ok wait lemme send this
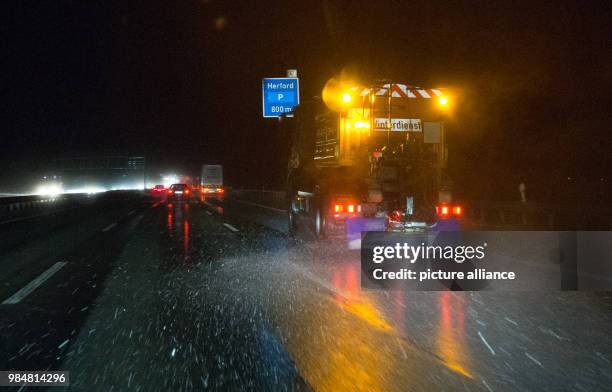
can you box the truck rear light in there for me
[436,204,449,218]
[390,210,402,221]
[334,204,343,213]
[436,204,463,219]
[216,188,223,192]
[347,204,355,214]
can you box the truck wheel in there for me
[315,206,326,239]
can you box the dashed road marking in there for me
[2,262,67,304]
[478,331,496,355]
[206,211,213,216]
[482,379,494,392]
[504,317,518,326]
[525,352,544,368]
[102,222,117,232]
[127,210,136,216]
[223,223,239,232]
[231,198,285,213]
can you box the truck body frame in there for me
[286,82,459,238]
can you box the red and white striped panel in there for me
[359,83,442,99]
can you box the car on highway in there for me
[150,185,166,197]
[166,183,193,203]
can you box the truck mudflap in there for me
[431,217,462,231]
[345,217,387,250]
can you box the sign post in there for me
[262,77,300,118]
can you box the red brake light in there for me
[390,210,401,221]
[167,189,173,194]
[436,204,463,219]
[334,204,343,213]
[436,204,449,218]
[185,189,190,194]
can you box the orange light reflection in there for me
[435,292,473,379]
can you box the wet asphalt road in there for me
[0,192,611,391]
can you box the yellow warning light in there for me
[354,121,370,129]
[342,93,352,104]
[438,96,448,105]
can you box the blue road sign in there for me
[262,78,299,118]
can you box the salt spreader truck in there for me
[286,81,462,240]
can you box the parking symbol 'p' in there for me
[278,93,284,100]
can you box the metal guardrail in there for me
[0,191,145,221]
[229,189,611,230]
[0,196,66,217]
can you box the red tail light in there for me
[333,202,357,216]
[436,204,450,218]
[185,189,190,194]
[167,190,173,194]
[436,204,463,219]
[390,210,401,221]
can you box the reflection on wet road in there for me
[0,195,611,391]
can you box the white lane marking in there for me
[525,352,544,368]
[206,211,213,215]
[223,223,239,232]
[102,222,117,232]
[482,379,494,392]
[127,210,136,216]
[58,339,70,349]
[2,262,67,304]
[478,331,496,355]
[504,317,518,326]
[231,198,285,213]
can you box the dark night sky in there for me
[2,0,611,198]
